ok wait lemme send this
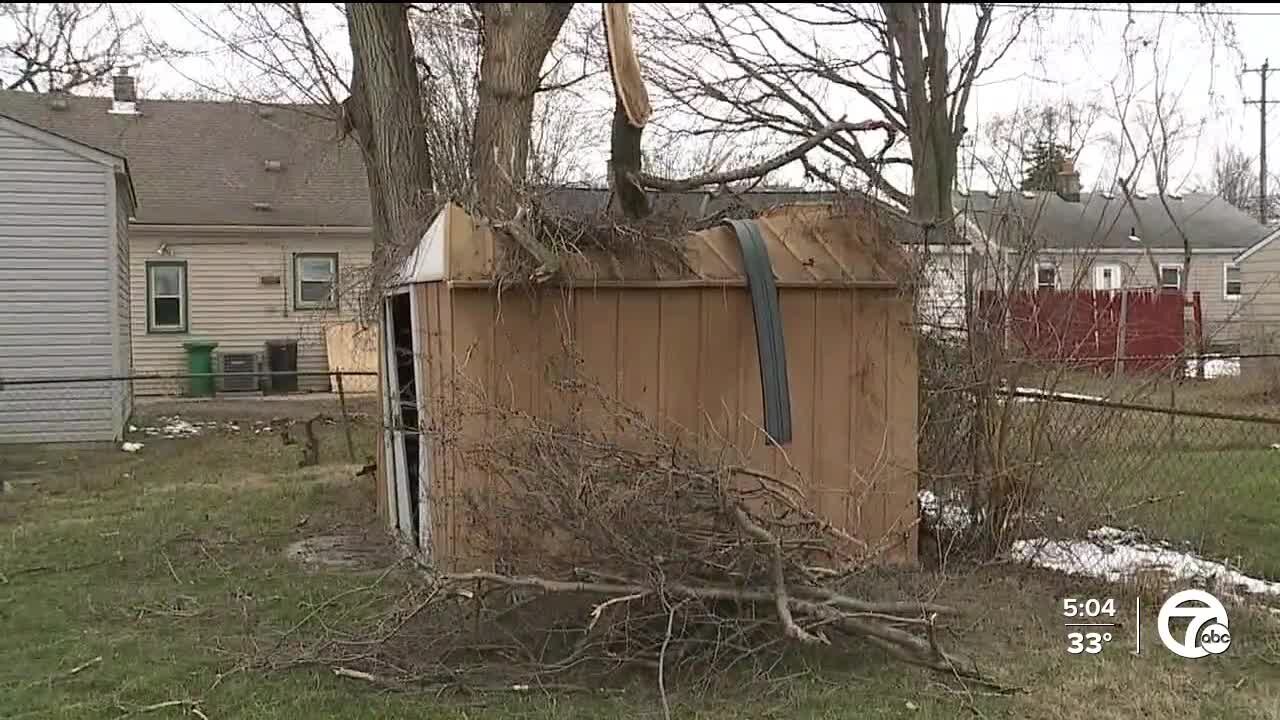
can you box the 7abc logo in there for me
[1157,589,1231,659]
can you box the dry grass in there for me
[0,399,1277,718]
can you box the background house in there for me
[0,73,374,396]
[0,115,135,442]
[956,178,1269,352]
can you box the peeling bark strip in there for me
[471,3,574,219]
[344,3,435,266]
[605,3,651,219]
[604,3,651,128]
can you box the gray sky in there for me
[33,3,1280,197]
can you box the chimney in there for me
[1055,158,1081,202]
[109,68,138,115]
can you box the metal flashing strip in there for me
[723,218,793,445]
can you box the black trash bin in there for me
[265,339,299,393]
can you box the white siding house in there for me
[0,114,136,443]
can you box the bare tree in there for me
[1213,144,1258,215]
[1,3,162,92]
[470,3,574,218]
[634,3,1034,234]
[343,3,434,265]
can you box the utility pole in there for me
[1245,59,1278,224]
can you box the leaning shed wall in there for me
[385,202,920,572]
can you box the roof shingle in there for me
[0,90,372,227]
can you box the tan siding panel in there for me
[130,233,372,395]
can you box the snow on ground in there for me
[918,489,980,531]
[1012,387,1104,402]
[1185,356,1242,379]
[133,415,265,438]
[1011,526,1280,597]
[120,442,144,453]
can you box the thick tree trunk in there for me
[883,3,956,240]
[345,3,435,267]
[471,3,573,219]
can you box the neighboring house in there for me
[1229,227,1280,355]
[0,114,135,442]
[956,169,1269,351]
[0,73,374,397]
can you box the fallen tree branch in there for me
[733,506,827,645]
[442,571,954,617]
[637,119,893,192]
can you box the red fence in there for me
[978,289,1201,373]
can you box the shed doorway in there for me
[381,290,429,551]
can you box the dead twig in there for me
[112,699,201,719]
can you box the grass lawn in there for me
[2,402,1279,719]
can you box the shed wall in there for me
[0,122,117,442]
[413,284,918,571]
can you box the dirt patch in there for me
[285,532,392,570]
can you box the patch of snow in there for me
[1011,525,1280,597]
[128,424,138,433]
[918,489,979,531]
[1185,357,1242,380]
[1013,386,1104,402]
[121,442,144,453]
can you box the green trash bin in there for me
[182,339,219,397]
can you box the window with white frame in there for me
[1036,263,1059,290]
[1224,263,1242,300]
[147,261,187,333]
[294,253,338,309]
[1158,263,1183,291]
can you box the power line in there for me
[979,3,1280,17]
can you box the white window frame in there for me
[293,253,339,310]
[146,261,187,333]
[1035,262,1059,290]
[1224,262,1242,300]
[1158,263,1183,291]
[1093,263,1123,292]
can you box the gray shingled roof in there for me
[0,89,371,227]
[955,190,1268,250]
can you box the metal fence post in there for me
[336,372,356,463]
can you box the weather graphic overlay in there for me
[1061,597,1120,655]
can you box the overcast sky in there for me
[46,3,1280,197]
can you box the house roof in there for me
[0,112,137,211]
[0,89,370,227]
[955,190,1268,251]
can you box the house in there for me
[0,115,135,443]
[377,201,921,570]
[1228,227,1280,356]
[0,72,374,397]
[956,168,1270,352]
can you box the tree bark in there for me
[882,3,956,239]
[345,3,435,266]
[471,3,573,219]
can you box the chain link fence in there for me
[919,343,1280,593]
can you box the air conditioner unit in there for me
[219,352,263,394]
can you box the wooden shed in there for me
[377,201,920,571]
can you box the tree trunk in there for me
[883,3,956,241]
[471,3,573,219]
[345,3,435,268]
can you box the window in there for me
[294,253,338,309]
[146,261,187,333]
[1094,264,1122,292]
[1158,263,1183,291]
[1225,263,1242,300]
[1036,263,1058,290]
